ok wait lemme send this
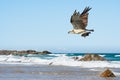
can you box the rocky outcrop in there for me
[40,50,52,54]
[72,56,80,61]
[73,54,106,61]
[100,69,116,77]
[0,50,17,55]
[0,50,52,55]
[35,50,52,54]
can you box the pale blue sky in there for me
[0,0,120,53]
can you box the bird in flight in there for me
[68,7,94,37]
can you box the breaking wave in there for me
[0,53,120,68]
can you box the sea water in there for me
[0,53,120,80]
[0,53,120,68]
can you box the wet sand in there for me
[0,64,120,80]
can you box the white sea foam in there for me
[99,55,105,57]
[48,56,120,68]
[48,53,66,57]
[114,72,120,76]
[115,55,120,57]
[0,54,120,68]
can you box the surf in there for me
[0,53,120,68]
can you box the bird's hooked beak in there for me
[68,31,71,34]
[68,30,75,34]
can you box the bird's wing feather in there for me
[70,7,91,30]
[80,7,91,28]
[71,15,85,29]
[80,13,88,29]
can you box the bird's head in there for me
[68,30,75,34]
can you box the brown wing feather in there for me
[80,13,88,28]
[80,7,91,28]
[70,7,91,30]
[71,13,85,29]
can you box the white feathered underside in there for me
[73,29,86,34]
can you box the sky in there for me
[0,0,120,53]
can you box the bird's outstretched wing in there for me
[70,7,91,30]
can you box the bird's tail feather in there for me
[86,29,94,32]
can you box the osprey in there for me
[68,7,94,37]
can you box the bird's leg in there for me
[81,32,91,37]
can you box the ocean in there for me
[0,53,120,80]
[0,53,120,67]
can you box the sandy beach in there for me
[0,64,120,80]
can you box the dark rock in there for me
[40,50,52,54]
[26,50,36,54]
[0,50,17,55]
[100,69,116,77]
[72,56,79,61]
[79,54,106,61]
[0,50,52,55]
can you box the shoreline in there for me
[0,64,120,80]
